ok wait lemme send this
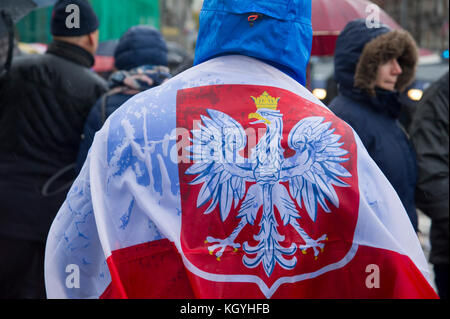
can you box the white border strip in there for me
[178,242,359,298]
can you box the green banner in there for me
[17,0,160,43]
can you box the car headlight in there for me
[313,88,327,100]
[407,89,423,101]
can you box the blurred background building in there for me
[14,0,449,58]
[14,0,202,76]
[373,0,449,53]
[15,0,201,54]
[16,0,161,45]
[10,0,450,103]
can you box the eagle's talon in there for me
[204,236,240,260]
[299,233,327,257]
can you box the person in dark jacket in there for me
[76,25,171,172]
[0,0,107,298]
[409,72,449,299]
[328,19,419,231]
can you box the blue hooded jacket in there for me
[329,20,418,231]
[194,0,313,86]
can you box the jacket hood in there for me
[334,19,418,96]
[114,26,168,71]
[193,0,312,85]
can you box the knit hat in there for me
[114,26,168,71]
[51,0,99,37]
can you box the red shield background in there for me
[176,85,359,297]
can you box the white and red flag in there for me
[44,55,438,299]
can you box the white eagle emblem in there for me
[186,91,351,277]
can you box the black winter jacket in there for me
[0,40,108,242]
[410,72,449,265]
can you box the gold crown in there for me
[251,91,280,110]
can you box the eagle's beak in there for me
[248,112,270,125]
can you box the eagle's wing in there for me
[185,109,254,221]
[281,116,351,222]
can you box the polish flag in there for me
[45,56,438,299]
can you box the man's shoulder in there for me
[12,52,70,71]
[78,67,108,89]
[419,73,449,116]
[6,53,106,105]
[11,53,97,79]
[44,53,107,86]
[8,54,47,75]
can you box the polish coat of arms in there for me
[177,85,359,297]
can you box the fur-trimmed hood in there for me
[355,29,418,96]
[334,19,418,96]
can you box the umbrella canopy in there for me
[0,0,56,76]
[311,0,402,56]
[0,0,57,35]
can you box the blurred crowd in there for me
[0,0,448,299]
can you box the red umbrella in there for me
[311,0,402,56]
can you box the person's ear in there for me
[87,30,99,54]
[88,33,94,46]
